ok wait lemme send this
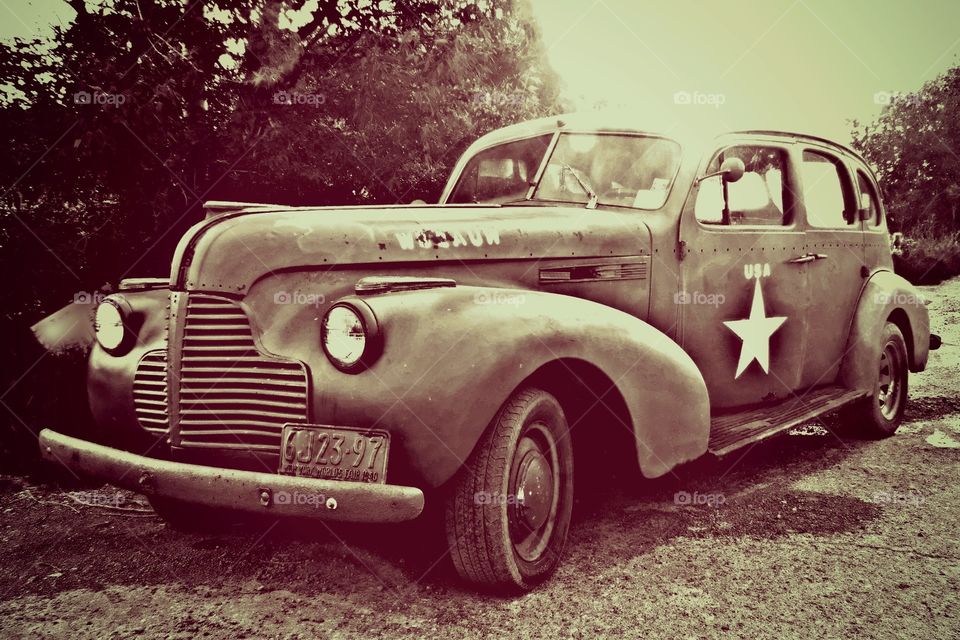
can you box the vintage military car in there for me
[39,112,939,592]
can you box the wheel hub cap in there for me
[516,450,553,530]
[878,343,901,419]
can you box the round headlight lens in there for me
[95,299,127,352]
[322,305,367,369]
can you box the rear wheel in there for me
[842,322,909,438]
[444,387,574,592]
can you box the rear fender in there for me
[839,270,931,392]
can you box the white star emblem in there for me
[723,279,787,379]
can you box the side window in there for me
[449,135,552,204]
[695,146,788,226]
[801,151,853,228]
[856,170,881,226]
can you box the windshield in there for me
[533,133,682,209]
[448,135,552,204]
[448,132,682,210]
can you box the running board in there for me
[708,386,868,456]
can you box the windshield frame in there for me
[446,132,556,206]
[529,131,684,211]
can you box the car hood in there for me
[172,203,653,293]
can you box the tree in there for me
[851,65,960,237]
[0,0,566,470]
[850,63,960,284]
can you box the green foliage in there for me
[851,64,960,283]
[0,0,565,469]
[892,233,960,286]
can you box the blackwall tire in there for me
[444,387,574,592]
[842,322,909,439]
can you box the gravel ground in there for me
[1,278,958,640]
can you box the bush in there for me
[893,233,960,285]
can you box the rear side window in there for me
[695,146,788,226]
[801,151,853,228]
[856,170,881,226]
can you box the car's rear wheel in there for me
[843,321,909,438]
[444,387,574,592]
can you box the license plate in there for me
[279,425,389,484]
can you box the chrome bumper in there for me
[38,429,425,523]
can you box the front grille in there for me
[133,350,169,435]
[173,294,309,452]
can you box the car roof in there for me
[469,112,868,166]
[731,130,870,167]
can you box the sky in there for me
[0,0,73,41]
[528,0,960,143]
[2,0,959,144]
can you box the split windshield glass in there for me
[533,133,681,209]
[448,132,682,210]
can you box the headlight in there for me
[321,300,381,372]
[94,295,134,355]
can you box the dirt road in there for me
[1,279,958,640]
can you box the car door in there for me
[678,139,811,410]
[794,146,865,388]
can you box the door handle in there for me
[787,253,829,264]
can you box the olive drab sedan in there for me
[38,113,939,592]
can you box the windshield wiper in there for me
[558,163,598,209]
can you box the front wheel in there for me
[444,387,574,592]
[842,322,909,438]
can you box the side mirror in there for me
[891,231,904,252]
[695,157,745,185]
[719,157,745,183]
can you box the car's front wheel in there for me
[444,387,574,592]
[843,321,909,438]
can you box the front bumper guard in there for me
[39,429,425,523]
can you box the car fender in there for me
[839,270,931,392]
[258,285,711,486]
[86,288,171,449]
